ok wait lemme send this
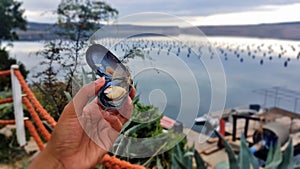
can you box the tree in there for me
[0,48,28,91]
[0,0,27,90]
[0,0,26,43]
[56,0,118,92]
[33,41,67,119]
[34,0,118,117]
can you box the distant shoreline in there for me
[16,21,300,41]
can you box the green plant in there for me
[0,88,13,121]
[0,48,28,91]
[214,131,299,169]
[109,95,210,169]
[171,143,207,169]
[31,81,68,120]
[56,0,118,92]
[0,130,30,164]
[0,0,26,43]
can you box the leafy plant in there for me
[0,48,28,91]
[214,131,299,169]
[0,0,26,43]
[0,130,30,164]
[172,143,207,169]
[31,81,68,120]
[56,0,118,92]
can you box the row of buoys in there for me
[98,37,300,67]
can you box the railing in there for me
[0,65,56,149]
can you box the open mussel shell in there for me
[86,44,132,110]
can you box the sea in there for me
[3,35,300,130]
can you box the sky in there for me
[20,0,300,26]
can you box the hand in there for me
[28,78,135,169]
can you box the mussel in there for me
[86,44,132,110]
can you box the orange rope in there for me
[0,119,16,125]
[13,69,56,128]
[22,97,51,141]
[101,154,146,169]
[0,97,13,105]
[0,70,10,77]
[25,120,45,151]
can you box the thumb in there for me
[72,78,105,116]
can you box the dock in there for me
[182,106,300,168]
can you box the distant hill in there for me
[16,22,300,41]
[193,22,300,41]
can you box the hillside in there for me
[16,22,300,41]
[195,22,300,40]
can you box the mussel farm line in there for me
[95,37,300,67]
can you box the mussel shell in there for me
[86,44,132,110]
[86,44,130,79]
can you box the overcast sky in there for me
[21,0,300,26]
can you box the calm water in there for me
[4,35,300,128]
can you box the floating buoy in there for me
[284,61,288,67]
[260,59,264,65]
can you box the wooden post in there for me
[11,65,26,146]
[218,118,226,148]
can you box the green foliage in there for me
[239,135,259,169]
[0,48,28,91]
[35,41,62,83]
[128,100,163,138]
[164,139,208,169]
[0,0,26,42]
[215,131,239,169]
[49,0,119,92]
[111,97,208,169]
[194,147,207,169]
[171,144,200,169]
[32,40,71,120]
[278,139,294,169]
[0,88,13,121]
[57,0,118,40]
[215,131,298,169]
[265,140,282,169]
[0,130,30,164]
[120,47,147,63]
[31,81,68,120]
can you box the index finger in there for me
[129,85,136,100]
